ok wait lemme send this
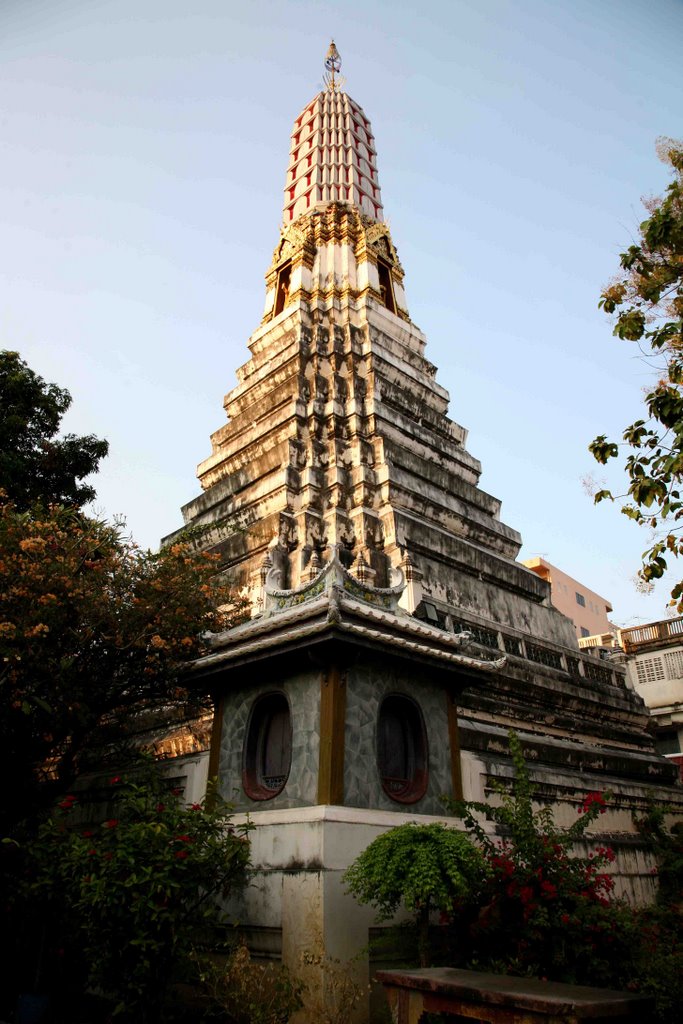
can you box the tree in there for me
[589,139,683,607]
[0,350,108,510]
[0,497,237,840]
[343,823,486,966]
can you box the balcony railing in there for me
[619,616,683,652]
[577,633,615,649]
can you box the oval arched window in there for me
[377,694,428,803]
[243,693,292,800]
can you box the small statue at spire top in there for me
[324,40,342,91]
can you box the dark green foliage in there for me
[589,139,683,607]
[344,822,486,919]
[9,770,251,1023]
[635,804,683,907]
[445,732,630,988]
[344,822,486,966]
[0,350,108,509]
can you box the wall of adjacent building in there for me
[522,557,613,640]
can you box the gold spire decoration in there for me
[323,39,341,91]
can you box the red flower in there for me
[581,792,607,815]
[174,834,192,843]
[491,854,514,878]
[561,913,571,925]
[103,852,113,861]
[175,850,189,860]
[519,886,534,905]
[82,830,93,838]
[88,848,97,856]
[58,795,76,810]
[156,803,165,812]
[191,803,202,811]
[540,880,557,899]
[171,787,183,797]
[109,776,121,785]
[104,819,118,829]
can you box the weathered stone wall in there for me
[343,660,453,814]
[218,669,321,811]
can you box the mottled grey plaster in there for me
[217,658,453,815]
[343,660,453,815]
[218,669,321,811]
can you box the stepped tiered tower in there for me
[174,45,565,646]
[167,46,680,1021]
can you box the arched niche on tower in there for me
[273,260,292,317]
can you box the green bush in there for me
[344,822,486,966]
[15,769,251,1022]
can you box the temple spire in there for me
[323,40,342,91]
[282,57,383,224]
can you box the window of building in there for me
[663,650,683,680]
[635,657,666,686]
[656,730,681,756]
[376,694,428,803]
[575,592,586,607]
[243,692,292,800]
[580,627,590,638]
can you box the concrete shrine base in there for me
[222,802,660,1024]
[226,804,445,1023]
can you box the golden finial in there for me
[323,40,342,91]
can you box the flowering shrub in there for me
[17,770,251,1022]
[0,496,246,840]
[445,732,636,987]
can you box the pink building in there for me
[522,557,613,640]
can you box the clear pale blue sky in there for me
[1,0,681,626]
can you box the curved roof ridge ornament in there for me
[263,544,406,613]
[323,39,343,92]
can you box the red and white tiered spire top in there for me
[282,42,384,225]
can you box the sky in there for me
[0,0,681,627]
